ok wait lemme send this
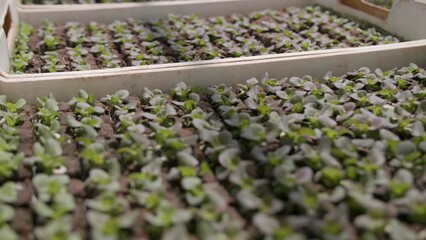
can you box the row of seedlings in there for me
[104,89,193,239]
[193,84,290,239]
[65,22,94,71]
[10,23,35,73]
[66,89,133,239]
[88,22,123,69]
[29,94,81,239]
[110,19,172,66]
[141,83,250,238]
[38,20,69,73]
[0,96,29,239]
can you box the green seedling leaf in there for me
[114,90,129,100]
[386,220,416,240]
[86,192,127,215]
[0,204,14,224]
[181,177,202,190]
[35,216,80,240]
[177,151,199,167]
[253,213,279,235]
[0,225,18,240]
[66,116,82,128]
[45,138,63,157]
[241,123,266,142]
[0,182,17,204]
[87,168,120,192]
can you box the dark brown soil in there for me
[16,179,33,207]
[28,33,41,54]
[85,52,99,70]
[161,170,184,208]
[17,106,35,180]
[68,178,85,198]
[94,100,119,160]
[27,55,44,74]
[12,208,33,239]
[54,49,71,73]
[198,99,221,122]
[17,106,34,154]
[131,209,148,239]
[58,109,81,178]
[72,198,88,238]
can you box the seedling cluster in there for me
[0,64,425,239]
[11,6,399,73]
[10,23,35,73]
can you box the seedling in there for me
[32,174,75,219]
[0,152,24,179]
[36,94,60,126]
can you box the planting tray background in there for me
[1,40,426,103]
[0,0,426,102]
[9,0,401,10]
[15,0,206,8]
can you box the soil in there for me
[131,209,148,239]
[94,100,118,158]
[11,208,33,239]
[17,105,35,179]
[17,164,32,181]
[105,25,128,68]
[68,178,85,198]
[177,96,253,232]
[58,108,82,178]
[72,198,88,239]
[84,51,99,70]
[27,56,44,74]
[161,171,183,208]
[53,27,72,72]
[119,176,129,195]
[16,179,34,207]
[28,33,41,54]
[27,33,43,73]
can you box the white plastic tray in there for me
[0,0,12,72]
[15,0,205,9]
[11,0,426,43]
[1,40,426,103]
[0,0,425,102]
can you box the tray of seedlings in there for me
[16,0,203,9]
[0,61,425,239]
[8,0,399,11]
[1,20,426,101]
[0,0,426,81]
[5,0,403,74]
